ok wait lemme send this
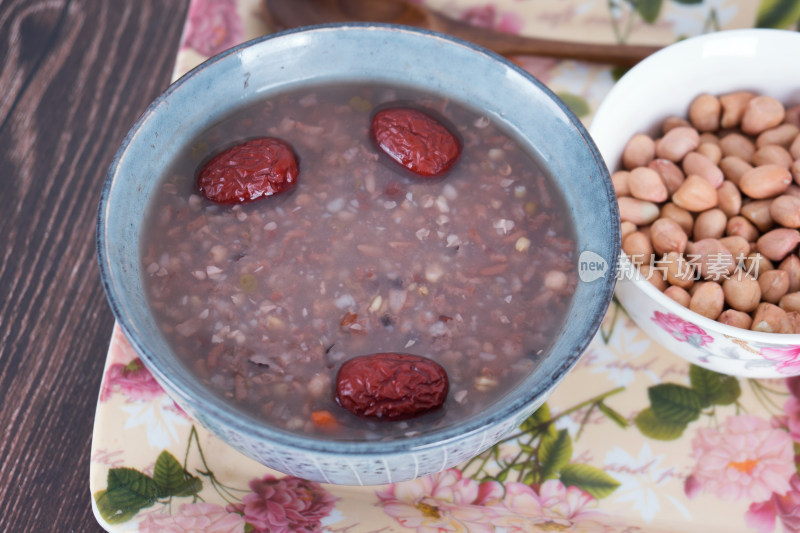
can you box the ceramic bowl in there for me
[591,28,800,379]
[97,23,619,485]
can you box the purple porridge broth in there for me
[140,83,576,440]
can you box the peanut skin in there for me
[614,90,800,334]
[664,285,691,307]
[722,269,761,312]
[718,309,753,329]
[672,175,718,212]
[650,217,688,255]
[689,281,724,319]
[751,302,793,333]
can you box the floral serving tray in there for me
[91,0,800,531]
[91,300,800,533]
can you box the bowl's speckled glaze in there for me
[97,24,619,484]
[591,28,800,379]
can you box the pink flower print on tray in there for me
[746,474,800,533]
[376,468,499,532]
[460,4,524,34]
[760,345,800,376]
[138,502,246,533]
[100,357,164,403]
[651,310,714,347]
[491,479,604,532]
[183,0,243,57]
[685,414,794,502]
[226,474,336,533]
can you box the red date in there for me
[370,107,461,177]
[197,137,298,204]
[335,353,449,420]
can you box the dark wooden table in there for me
[0,1,189,530]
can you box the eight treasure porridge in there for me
[140,83,577,439]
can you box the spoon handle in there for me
[432,16,660,67]
[263,0,661,67]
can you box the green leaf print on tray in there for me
[94,451,202,524]
[461,389,624,496]
[635,364,743,440]
[756,0,800,28]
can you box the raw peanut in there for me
[758,269,790,304]
[648,158,685,194]
[719,235,750,262]
[757,228,800,261]
[719,91,755,129]
[622,231,653,265]
[629,167,669,202]
[726,215,760,242]
[770,195,800,228]
[699,132,720,146]
[662,251,695,289]
[722,268,761,312]
[686,238,736,280]
[672,175,718,212]
[720,133,756,162]
[612,170,631,196]
[622,134,656,170]
[791,160,800,186]
[757,123,799,149]
[662,116,692,133]
[718,309,753,330]
[656,126,700,162]
[682,151,724,188]
[688,93,721,132]
[719,156,753,185]
[618,197,660,225]
[779,255,800,293]
[752,145,793,169]
[741,95,786,136]
[693,208,727,240]
[739,164,792,199]
[751,302,793,333]
[717,180,742,217]
[791,135,800,160]
[664,285,691,307]
[785,184,800,199]
[689,281,705,296]
[650,217,688,254]
[746,252,774,278]
[620,221,637,240]
[787,105,800,128]
[741,200,774,232]
[689,281,724,319]
[639,264,668,291]
[660,202,694,235]
[788,312,800,334]
[780,291,800,314]
[697,141,722,165]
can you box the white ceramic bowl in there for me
[97,24,619,484]
[591,28,800,378]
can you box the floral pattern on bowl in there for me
[615,255,800,379]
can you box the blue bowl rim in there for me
[96,22,619,456]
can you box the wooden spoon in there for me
[263,0,661,67]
